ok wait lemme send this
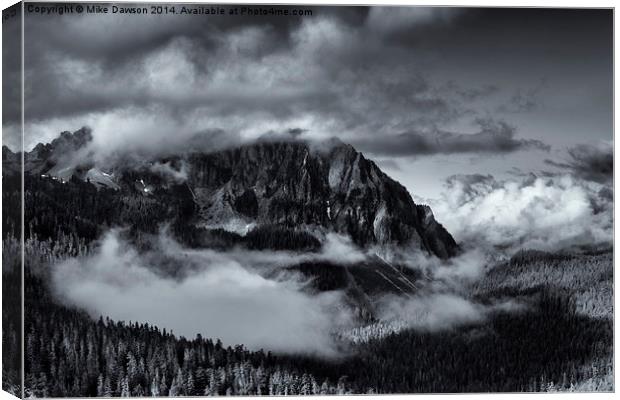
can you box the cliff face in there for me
[184,140,458,258]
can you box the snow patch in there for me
[85,168,120,190]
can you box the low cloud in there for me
[429,173,613,252]
[319,233,368,264]
[369,248,525,334]
[149,161,189,183]
[82,109,245,164]
[377,293,523,332]
[51,230,354,357]
[50,227,517,352]
[353,118,549,157]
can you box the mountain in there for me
[2,145,20,175]
[183,140,458,258]
[5,129,458,258]
[2,128,121,190]
[25,127,93,174]
[5,129,461,319]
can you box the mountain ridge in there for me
[4,128,459,258]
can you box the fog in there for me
[51,230,354,357]
[50,226,519,354]
[376,248,524,332]
[376,293,524,332]
[149,161,189,183]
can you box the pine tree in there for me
[168,368,183,397]
[150,369,161,397]
[103,376,113,397]
[97,374,105,397]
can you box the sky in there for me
[2,5,613,199]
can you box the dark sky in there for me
[3,5,613,197]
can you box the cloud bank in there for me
[11,6,561,162]
[352,118,549,156]
[51,230,353,357]
[50,227,522,353]
[429,173,612,252]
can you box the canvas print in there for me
[2,3,614,397]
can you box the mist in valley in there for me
[51,230,358,357]
[49,227,528,356]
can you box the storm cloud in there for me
[545,143,613,184]
[12,6,601,159]
[352,118,549,156]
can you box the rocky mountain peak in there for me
[14,132,459,258]
[50,127,93,153]
[183,140,458,258]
